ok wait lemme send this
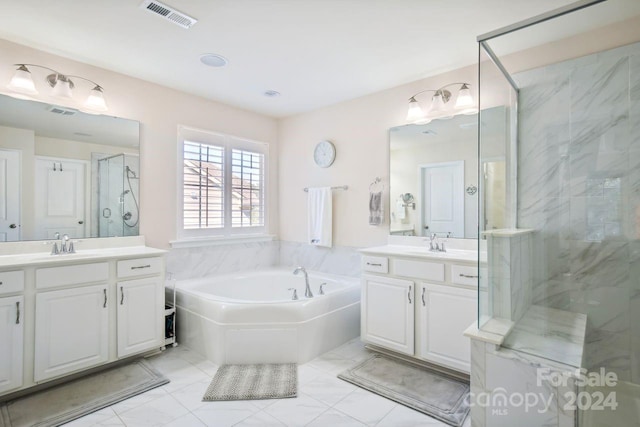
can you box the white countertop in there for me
[360,245,477,263]
[0,246,166,268]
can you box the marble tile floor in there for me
[62,339,470,427]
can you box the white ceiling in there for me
[1,0,639,118]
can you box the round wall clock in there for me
[313,140,336,168]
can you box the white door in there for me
[117,277,163,358]
[419,283,476,373]
[0,296,23,394]
[34,285,109,382]
[0,150,20,241]
[420,161,464,238]
[361,275,414,355]
[34,157,88,240]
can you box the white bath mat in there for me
[202,363,297,401]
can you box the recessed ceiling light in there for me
[264,90,281,98]
[200,53,227,68]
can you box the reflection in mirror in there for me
[0,94,140,241]
[389,106,507,239]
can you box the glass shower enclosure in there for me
[97,153,140,237]
[476,0,640,425]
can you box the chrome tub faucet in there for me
[293,266,313,298]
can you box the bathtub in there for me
[168,268,361,364]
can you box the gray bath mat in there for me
[203,363,297,401]
[0,359,169,427]
[338,354,469,427]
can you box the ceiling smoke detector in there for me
[139,0,198,29]
[200,54,228,68]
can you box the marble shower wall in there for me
[166,240,361,280]
[515,41,640,383]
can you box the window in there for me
[178,126,267,239]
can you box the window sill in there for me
[169,234,277,249]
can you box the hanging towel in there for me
[395,198,406,220]
[369,191,383,225]
[308,187,332,247]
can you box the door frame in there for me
[0,148,22,241]
[417,160,464,237]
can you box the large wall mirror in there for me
[389,106,507,239]
[0,94,140,242]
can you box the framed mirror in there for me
[0,93,140,242]
[389,106,507,239]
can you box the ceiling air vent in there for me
[46,105,77,116]
[139,0,198,29]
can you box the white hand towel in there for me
[395,198,406,220]
[308,187,332,247]
[369,191,383,225]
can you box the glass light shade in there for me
[84,86,108,112]
[429,93,447,114]
[406,97,425,123]
[7,66,38,95]
[455,85,477,115]
[51,78,73,99]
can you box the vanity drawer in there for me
[452,264,479,286]
[36,262,109,290]
[0,271,25,294]
[362,256,389,274]
[393,259,444,282]
[117,257,162,279]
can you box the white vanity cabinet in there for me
[34,284,109,382]
[361,248,478,374]
[0,270,25,394]
[362,275,414,355]
[418,283,476,372]
[0,295,24,394]
[0,241,166,398]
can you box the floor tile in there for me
[306,408,367,426]
[375,404,449,427]
[264,394,329,427]
[169,379,211,411]
[301,373,356,406]
[232,410,286,426]
[297,365,324,385]
[333,389,397,425]
[307,352,358,376]
[163,412,207,426]
[118,394,190,426]
[110,386,168,415]
[191,400,259,427]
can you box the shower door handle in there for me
[102,208,111,218]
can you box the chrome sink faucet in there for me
[50,232,76,255]
[293,266,313,298]
[428,233,447,253]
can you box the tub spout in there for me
[293,266,313,298]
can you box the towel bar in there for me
[303,185,348,192]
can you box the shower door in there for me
[98,154,125,237]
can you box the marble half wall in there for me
[166,240,362,280]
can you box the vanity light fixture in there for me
[6,64,108,112]
[406,82,477,124]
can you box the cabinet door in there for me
[419,283,476,373]
[361,275,414,355]
[0,296,23,394]
[35,285,109,382]
[117,277,163,358]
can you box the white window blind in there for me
[178,127,268,239]
[183,141,224,229]
[231,148,264,228]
